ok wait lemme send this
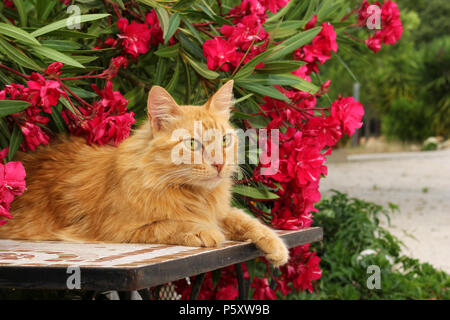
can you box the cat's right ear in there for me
[147,86,182,132]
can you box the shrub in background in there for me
[292,191,450,300]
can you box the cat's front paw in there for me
[184,228,225,247]
[257,236,289,267]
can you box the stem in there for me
[0,64,31,80]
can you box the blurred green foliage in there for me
[290,191,450,300]
[318,0,450,142]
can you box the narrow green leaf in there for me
[12,0,27,27]
[257,60,307,74]
[266,27,321,62]
[0,38,41,70]
[136,0,159,8]
[0,118,11,139]
[40,40,81,51]
[0,23,40,46]
[234,93,254,104]
[31,14,110,37]
[232,185,279,200]
[184,54,219,80]
[181,19,203,44]
[165,13,180,45]
[50,106,66,133]
[0,100,31,117]
[8,123,23,161]
[155,7,169,39]
[236,82,289,101]
[166,58,181,93]
[31,45,85,68]
[154,43,180,57]
[283,74,319,93]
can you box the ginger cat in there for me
[0,80,289,266]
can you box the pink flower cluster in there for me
[174,264,247,300]
[203,0,289,72]
[293,15,338,75]
[358,0,403,53]
[116,10,163,58]
[63,81,135,146]
[256,92,363,231]
[0,63,67,151]
[0,148,26,226]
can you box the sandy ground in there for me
[320,149,450,273]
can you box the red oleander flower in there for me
[117,18,151,58]
[220,14,268,50]
[293,22,338,72]
[63,81,135,146]
[260,0,290,13]
[331,96,365,136]
[20,121,50,151]
[203,37,238,72]
[45,62,64,76]
[359,0,403,53]
[251,277,277,300]
[145,10,164,46]
[0,155,26,225]
[26,72,66,113]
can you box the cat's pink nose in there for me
[213,163,223,173]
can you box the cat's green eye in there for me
[222,134,232,147]
[184,138,202,151]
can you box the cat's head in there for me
[145,80,238,189]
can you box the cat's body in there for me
[0,81,289,266]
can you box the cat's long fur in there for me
[0,81,288,266]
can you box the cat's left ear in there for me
[147,86,182,132]
[207,80,234,117]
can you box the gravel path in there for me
[320,149,450,273]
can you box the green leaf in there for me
[165,13,180,45]
[184,54,219,80]
[8,123,23,161]
[12,0,27,27]
[179,32,204,60]
[173,0,196,9]
[31,45,85,68]
[257,60,306,74]
[232,185,279,200]
[236,81,289,101]
[136,0,159,8]
[154,43,180,58]
[155,7,169,40]
[65,86,97,99]
[282,74,319,93]
[233,47,284,80]
[0,38,41,70]
[50,105,66,133]
[40,40,81,51]
[181,19,203,44]
[36,0,57,21]
[31,14,110,37]
[266,27,322,62]
[0,23,40,46]
[166,58,181,93]
[0,100,31,117]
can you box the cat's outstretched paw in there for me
[184,229,225,247]
[258,236,289,267]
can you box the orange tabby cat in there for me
[0,80,288,266]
